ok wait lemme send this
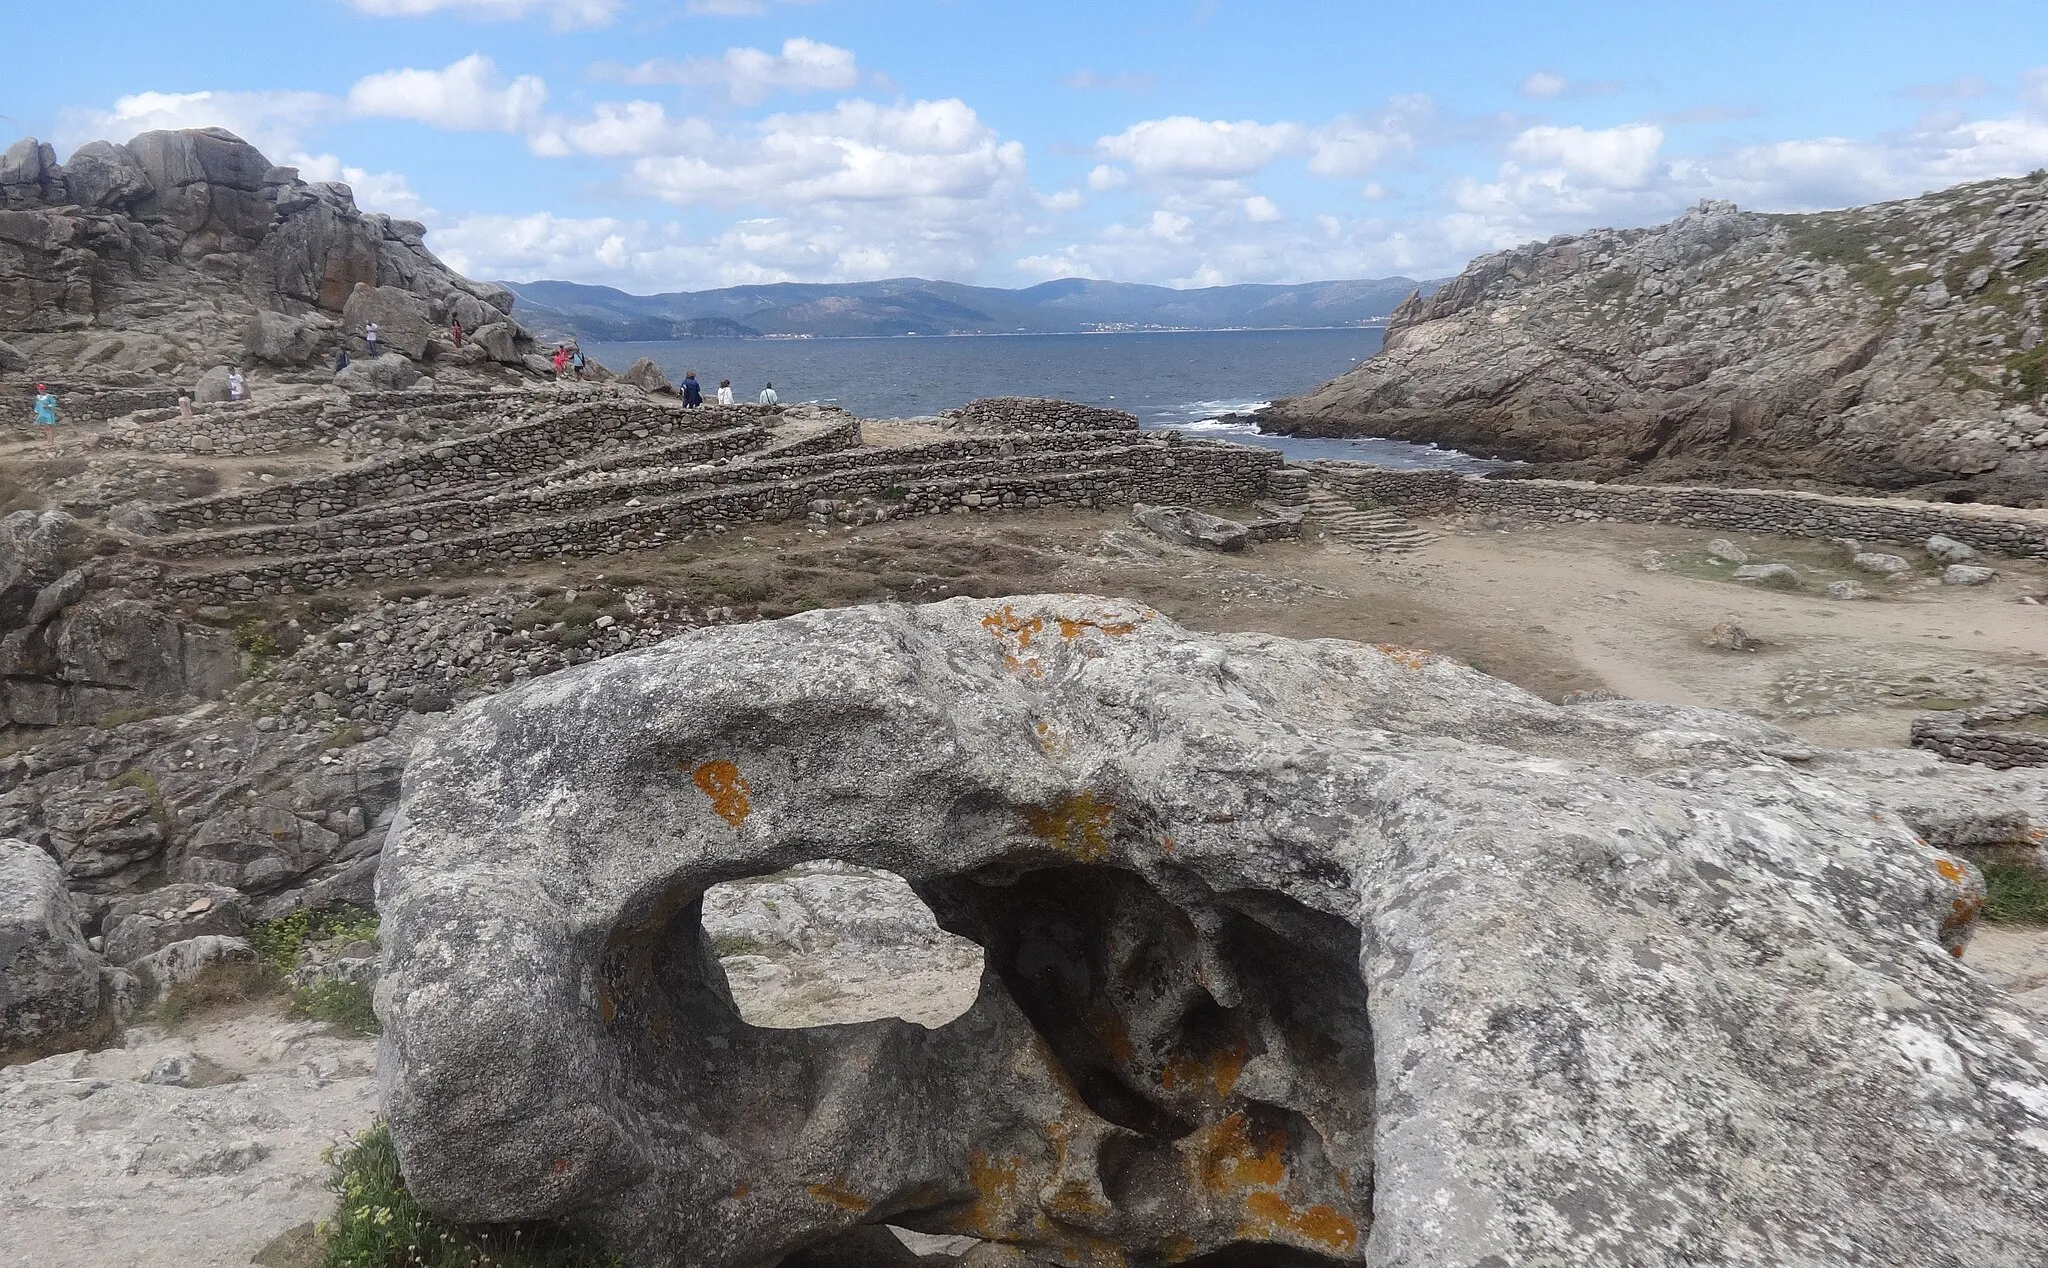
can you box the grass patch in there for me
[159,959,268,1029]
[237,619,282,657]
[94,704,169,729]
[319,1123,621,1268]
[251,906,381,977]
[289,979,380,1036]
[1586,268,1635,305]
[324,724,366,750]
[710,933,769,957]
[879,483,910,502]
[107,768,172,828]
[1983,863,2048,926]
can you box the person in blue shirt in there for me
[33,384,57,450]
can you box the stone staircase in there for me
[1305,487,1430,554]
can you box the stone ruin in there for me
[379,594,2048,1268]
[80,389,1285,604]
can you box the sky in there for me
[7,1,2048,293]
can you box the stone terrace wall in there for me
[1912,701,2048,770]
[150,438,1280,601]
[1309,465,2048,559]
[0,382,186,431]
[154,399,756,529]
[951,397,1139,433]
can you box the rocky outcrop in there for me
[1266,176,2048,505]
[1,586,239,729]
[1130,502,1250,551]
[0,128,532,377]
[379,594,2048,1268]
[2,838,120,1057]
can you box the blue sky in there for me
[8,1,2048,291]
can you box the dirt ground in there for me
[440,503,2048,754]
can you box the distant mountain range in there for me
[498,276,1438,341]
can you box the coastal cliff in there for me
[0,128,533,380]
[1263,175,2048,506]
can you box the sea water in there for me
[584,328,1497,471]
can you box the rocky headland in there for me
[5,128,2048,1268]
[1264,175,2048,506]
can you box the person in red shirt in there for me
[552,345,568,378]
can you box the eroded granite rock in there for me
[378,595,2048,1268]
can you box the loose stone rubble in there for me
[380,594,2048,1268]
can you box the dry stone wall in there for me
[154,400,764,529]
[1912,702,2048,769]
[146,437,1280,601]
[950,397,1139,433]
[1310,465,2048,559]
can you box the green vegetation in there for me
[289,978,380,1035]
[709,932,769,957]
[1586,268,1635,305]
[324,723,366,750]
[237,618,282,657]
[107,768,171,828]
[1983,863,2048,926]
[94,704,169,729]
[251,905,381,976]
[318,1123,621,1268]
[160,958,267,1029]
[879,483,911,502]
[2007,342,2048,403]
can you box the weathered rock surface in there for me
[621,356,674,394]
[1130,502,1250,552]
[2,589,239,729]
[1,839,117,1057]
[0,127,531,379]
[334,351,421,393]
[0,1011,378,1267]
[380,595,2048,1268]
[1265,177,2048,505]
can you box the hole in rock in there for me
[701,859,984,1029]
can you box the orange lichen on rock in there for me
[1056,614,1141,641]
[1375,644,1432,670]
[954,1152,1024,1239]
[1935,858,1965,883]
[1237,1192,1360,1254]
[1024,792,1114,862]
[1159,1235,1198,1264]
[1191,1112,1288,1193]
[1035,720,1071,756]
[1161,1037,1247,1100]
[690,760,752,826]
[805,1181,871,1212]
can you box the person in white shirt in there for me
[716,379,734,406]
[227,368,245,402]
[364,322,380,357]
[759,383,778,407]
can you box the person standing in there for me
[682,371,702,408]
[32,383,57,450]
[451,316,464,348]
[364,321,380,358]
[552,345,569,379]
[759,382,778,407]
[570,347,586,380]
[227,367,245,402]
[716,379,734,406]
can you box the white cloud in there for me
[528,101,713,158]
[626,98,1026,207]
[682,0,819,14]
[1307,96,1430,178]
[347,55,548,133]
[1520,71,1568,100]
[345,0,620,29]
[1508,123,1665,187]
[1243,195,1282,222]
[1086,164,1129,191]
[56,89,339,159]
[294,153,436,220]
[598,39,859,106]
[1063,70,1155,94]
[1096,116,1308,180]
